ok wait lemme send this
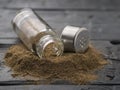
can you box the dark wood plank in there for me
[0,9,120,40]
[4,85,120,90]
[2,0,120,11]
[0,39,20,45]
[115,86,120,90]
[0,85,115,90]
[0,0,8,8]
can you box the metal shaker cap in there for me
[61,25,89,53]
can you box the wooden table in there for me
[0,0,120,89]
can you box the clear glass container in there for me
[12,8,64,58]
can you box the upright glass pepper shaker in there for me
[12,8,64,58]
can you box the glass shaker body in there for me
[12,8,64,58]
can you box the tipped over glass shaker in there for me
[12,8,64,58]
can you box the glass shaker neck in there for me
[35,35,63,58]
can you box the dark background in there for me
[0,0,120,90]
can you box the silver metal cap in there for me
[61,25,89,53]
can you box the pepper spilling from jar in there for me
[12,8,64,58]
[12,8,90,59]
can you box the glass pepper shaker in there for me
[12,8,64,58]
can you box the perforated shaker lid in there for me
[61,25,89,53]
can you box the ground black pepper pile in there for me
[4,44,108,84]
